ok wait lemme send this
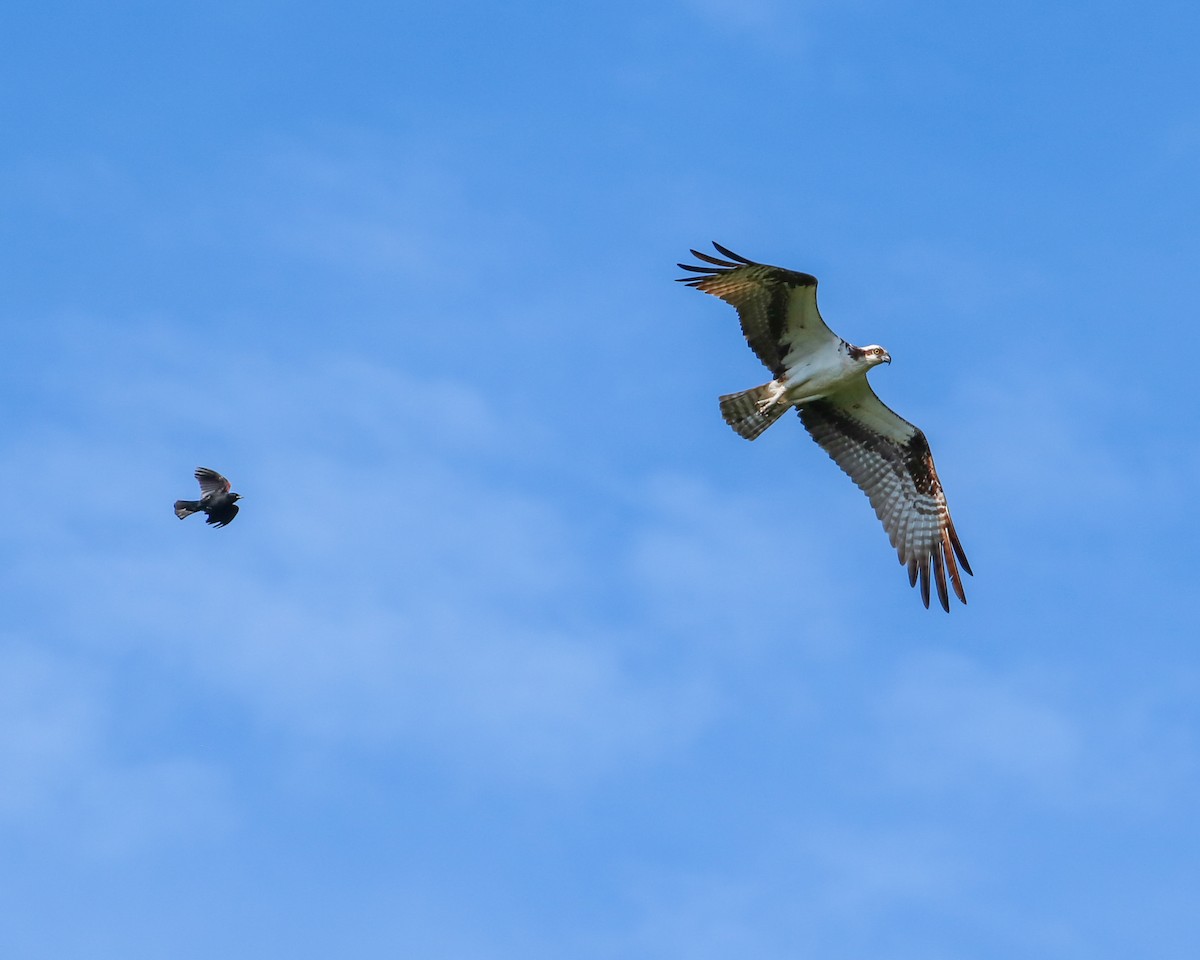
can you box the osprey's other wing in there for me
[677,242,840,378]
[798,379,972,611]
[205,502,239,527]
[195,467,231,498]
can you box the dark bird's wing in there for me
[195,467,232,498]
[798,379,972,611]
[677,242,841,378]
[205,502,239,527]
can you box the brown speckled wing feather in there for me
[798,380,972,611]
[677,242,839,379]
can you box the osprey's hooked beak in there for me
[882,352,892,364]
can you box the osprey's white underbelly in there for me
[781,350,863,404]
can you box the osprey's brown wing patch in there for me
[677,242,839,379]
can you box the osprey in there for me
[678,242,972,611]
[174,467,242,527]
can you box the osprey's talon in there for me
[756,384,787,413]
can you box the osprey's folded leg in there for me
[755,380,789,413]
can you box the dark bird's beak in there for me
[883,352,892,364]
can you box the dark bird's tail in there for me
[174,499,201,519]
[719,383,791,440]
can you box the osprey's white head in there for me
[852,344,892,367]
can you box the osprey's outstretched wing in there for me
[676,242,841,378]
[798,378,972,611]
[194,467,231,498]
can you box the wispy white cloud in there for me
[0,641,102,820]
[624,822,972,960]
[0,639,231,853]
[627,472,855,659]
[874,648,1200,818]
[126,580,714,785]
[677,0,821,39]
[877,651,1081,798]
[954,366,1136,517]
[245,138,486,279]
[2,319,729,789]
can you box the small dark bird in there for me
[174,467,242,527]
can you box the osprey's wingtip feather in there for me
[946,515,972,576]
[942,528,968,604]
[689,249,739,268]
[710,241,753,264]
[933,548,949,613]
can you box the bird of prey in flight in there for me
[678,242,972,611]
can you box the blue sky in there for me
[3,0,1199,956]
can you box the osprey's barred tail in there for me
[719,383,791,440]
[174,499,201,519]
